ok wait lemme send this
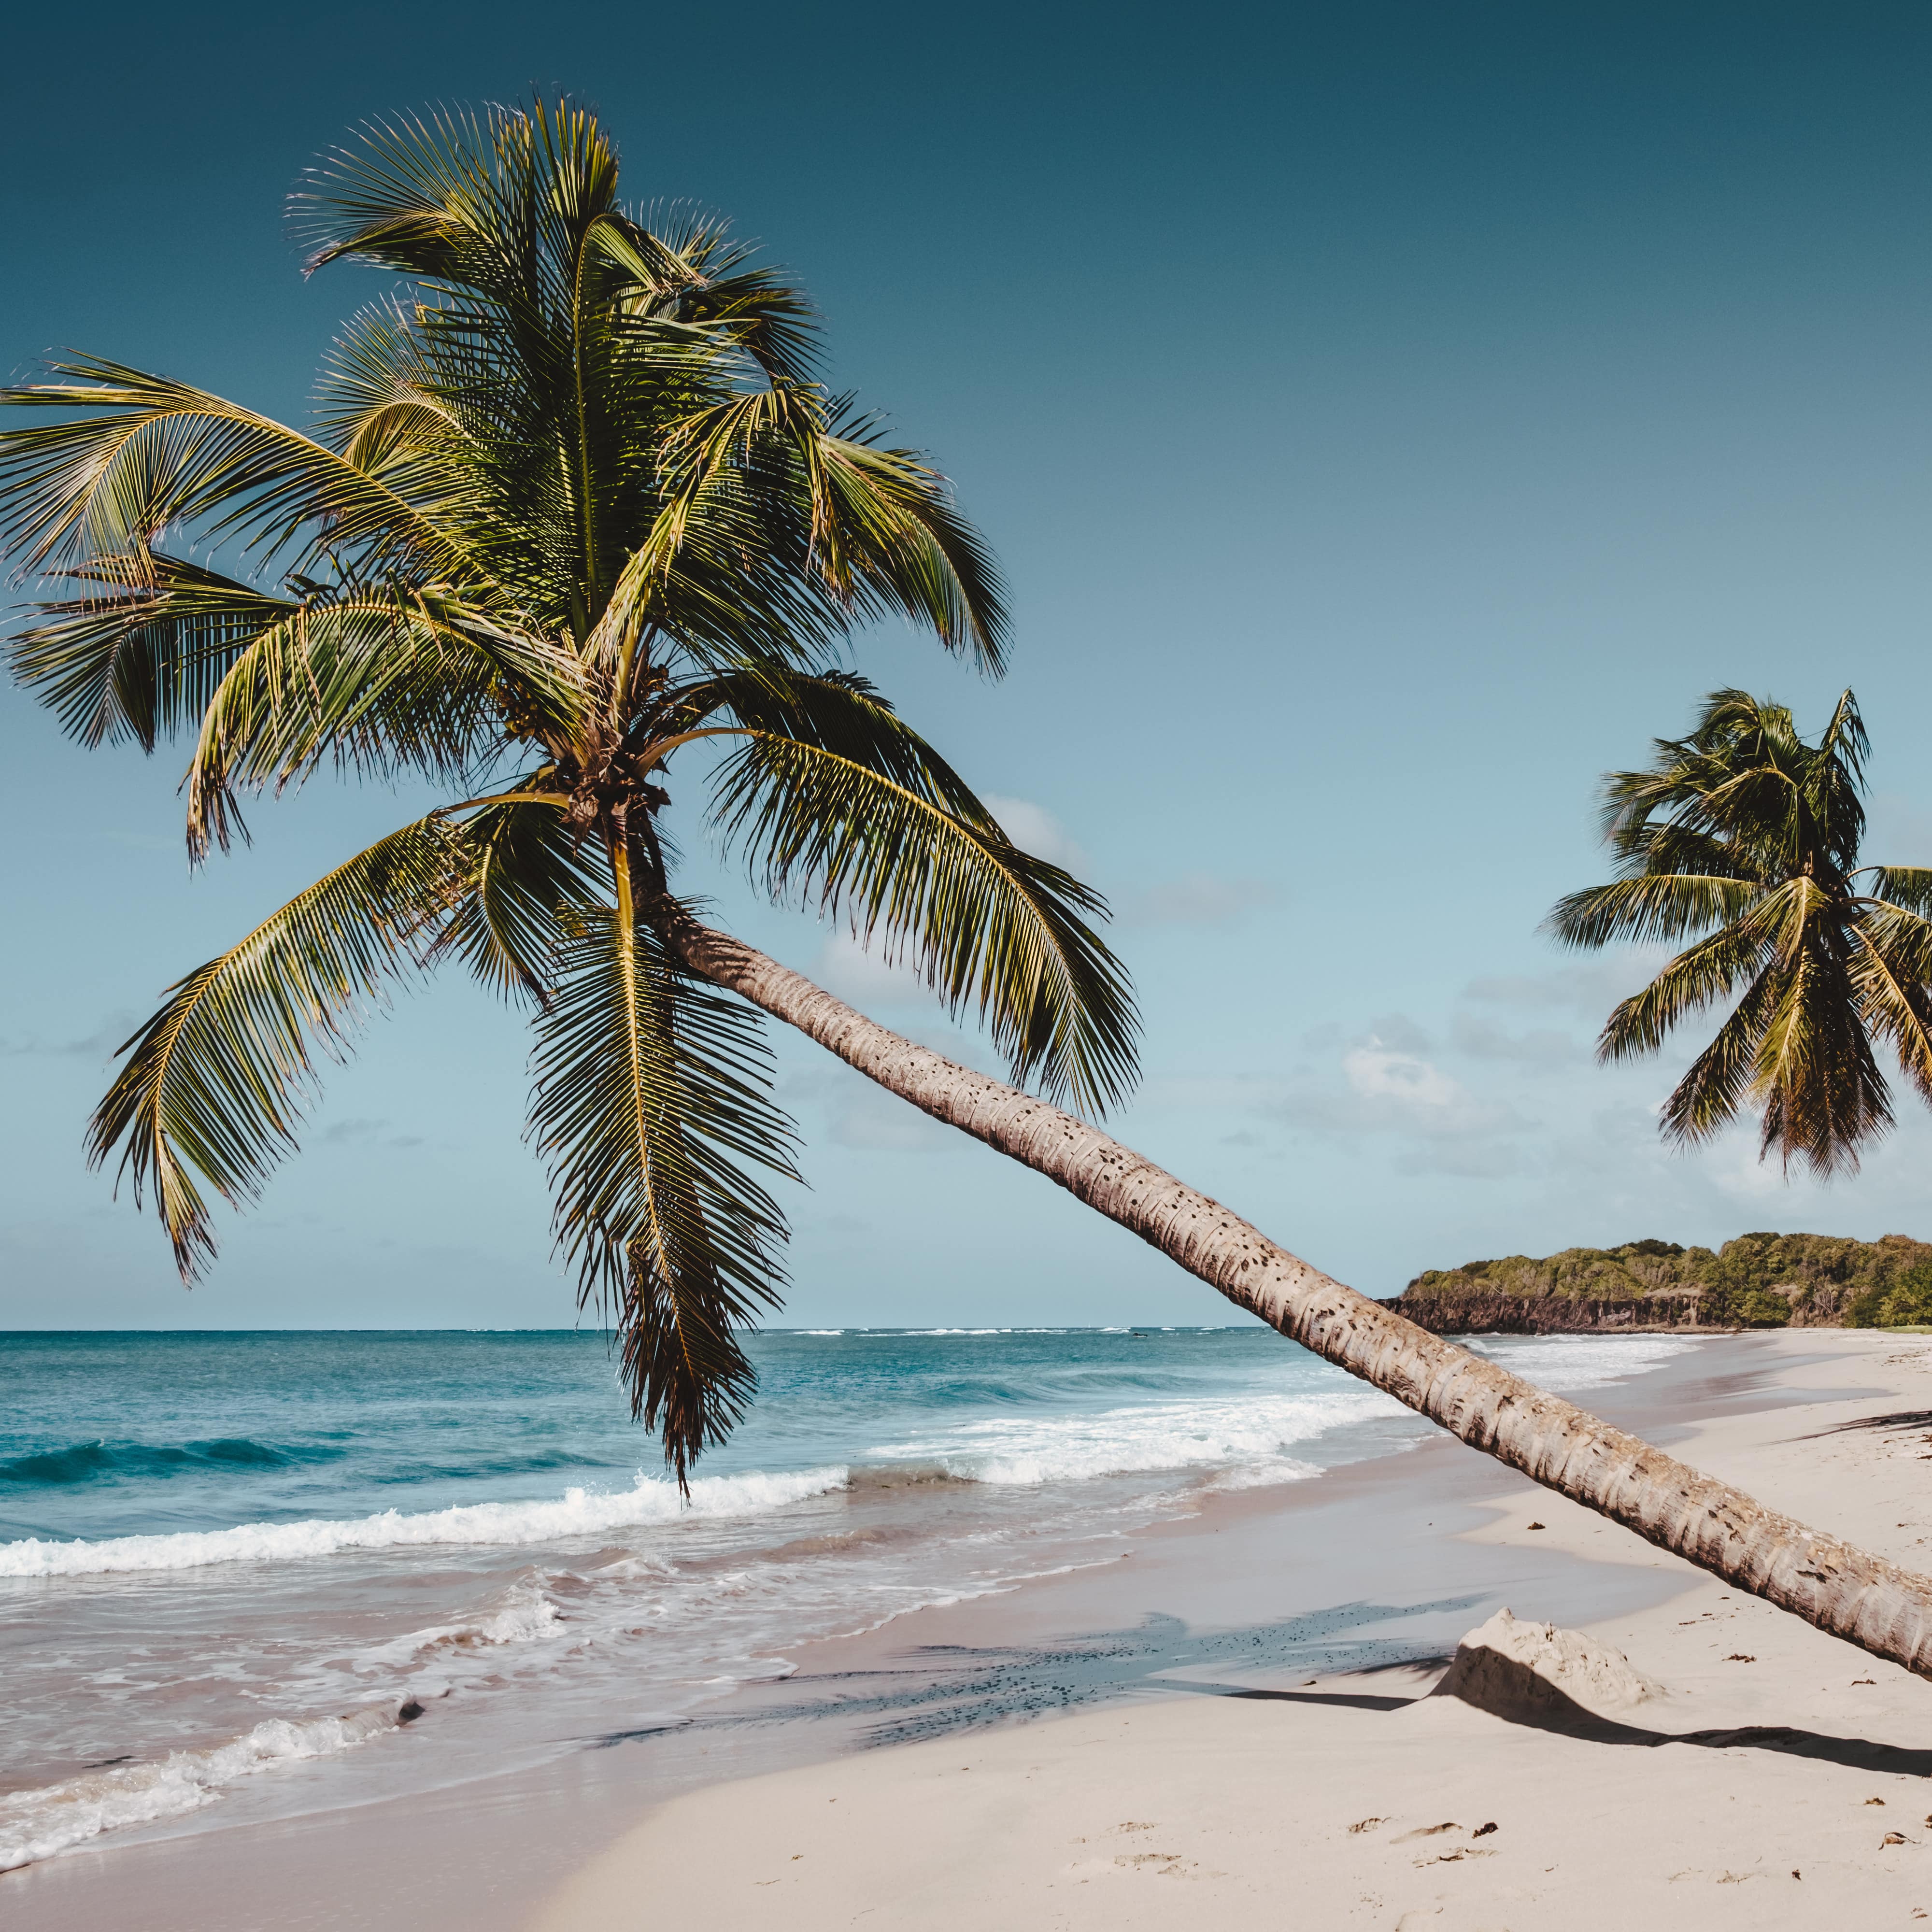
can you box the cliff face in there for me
[1388,1293,1703,1335]
[1386,1232,1932,1331]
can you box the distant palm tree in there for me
[13,110,1932,1685]
[1548,688,1932,1177]
[0,101,1137,1480]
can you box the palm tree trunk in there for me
[665,908,1932,1678]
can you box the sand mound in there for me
[1432,1607,1664,1724]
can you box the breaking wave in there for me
[871,1387,1405,1486]
[0,1704,411,1871]
[0,1467,846,1579]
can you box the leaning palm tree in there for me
[1,101,1137,1480]
[1547,688,1932,1176]
[11,105,1932,1679]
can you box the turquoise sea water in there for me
[0,1325,1691,1870]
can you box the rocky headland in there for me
[1383,1231,1932,1333]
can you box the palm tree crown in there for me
[1547,687,1932,1178]
[1,101,1138,1479]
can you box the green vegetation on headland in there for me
[1388,1232,1932,1332]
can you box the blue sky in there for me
[7,1,1932,1330]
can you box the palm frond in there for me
[88,816,463,1279]
[652,389,1008,672]
[1864,868,1932,916]
[0,358,510,597]
[1546,875,1761,949]
[666,663,987,815]
[710,727,1138,1113]
[1750,911,1890,1176]
[1658,964,1781,1146]
[182,590,585,855]
[9,551,296,749]
[1849,906,1932,1108]
[1597,911,1777,1062]
[527,892,797,1483]
[431,797,603,1003]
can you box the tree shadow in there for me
[1193,1648,1932,1777]
[590,1597,1486,1750]
[589,1608,1932,1777]
[1805,1407,1932,1437]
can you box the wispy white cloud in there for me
[1267,1026,1534,1172]
[810,932,939,1011]
[984,795,1086,869]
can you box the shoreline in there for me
[539,1329,1932,1930]
[4,1330,1849,1931]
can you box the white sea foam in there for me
[358,1577,566,1669]
[0,1705,404,1871]
[872,1387,1405,1486]
[0,1466,846,1579]
[1470,1334,1697,1392]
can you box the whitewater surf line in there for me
[0,1467,848,1578]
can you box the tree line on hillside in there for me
[1395,1231,1932,1329]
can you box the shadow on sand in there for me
[591,1598,1482,1750]
[1196,1648,1932,1777]
[591,1605,1932,1778]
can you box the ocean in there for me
[0,1324,1693,1872]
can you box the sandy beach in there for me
[528,1330,1932,1932]
[7,1329,1930,1930]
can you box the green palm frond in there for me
[1596,909,1779,1061]
[431,798,605,1003]
[1864,868,1932,916]
[8,552,297,749]
[1555,686,1927,1178]
[1848,907,1932,1108]
[1547,874,1761,949]
[652,387,1007,671]
[182,591,586,855]
[527,895,797,1483]
[710,725,1138,1113]
[88,816,464,1279]
[1751,920,1889,1175]
[0,358,511,598]
[669,663,987,815]
[1657,965,1781,1147]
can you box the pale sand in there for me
[532,1331,1932,1931]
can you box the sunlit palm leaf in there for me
[1849,908,1932,1107]
[432,799,606,1003]
[1750,914,1889,1175]
[528,896,797,1482]
[1597,909,1780,1062]
[0,359,511,597]
[9,551,296,749]
[1658,965,1781,1147]
[711,730,1138,1113]
[1548,874,1760,949]
[182,591,586,855]
[89,817,464,1279]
